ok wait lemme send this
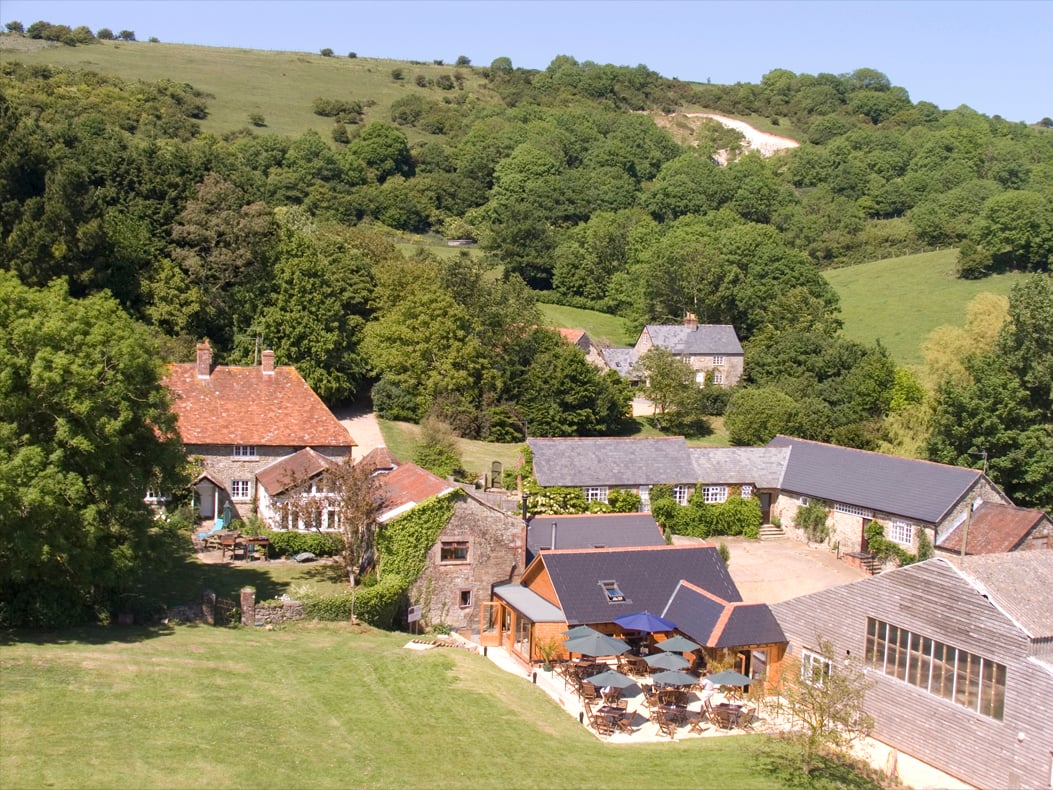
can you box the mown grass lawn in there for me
[823,250,1024,366]
[0,622,877,790]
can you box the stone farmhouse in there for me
[163,342,355,522]
[528,435,1048,568]
[772,551,1053,790]
[598,314,744,388]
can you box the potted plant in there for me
[536,636,561,671]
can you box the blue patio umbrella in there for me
[650,669,699,687]
[613,610,677,633]
[644,651,690,670]
[656,635,701,653]
[563,632,631,658]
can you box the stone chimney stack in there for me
[261,350,275,375]
[196,341,212,379]
[684,312,699,330]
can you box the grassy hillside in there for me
[0,37,494,139]
[537,303,635,347]
[823,250,1024,366]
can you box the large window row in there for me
[865,618,1005,720]
[835,502,873,518]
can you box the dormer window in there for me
[600,580,627,603]
[232,445,257,459]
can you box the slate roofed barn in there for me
[528,436,697,488]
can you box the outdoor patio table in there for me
[241,536,270,561]
[659,704,689,725]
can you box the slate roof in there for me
[690,447,789,489]
[164,362,353,448]
[643,324,743,356]
[937,503,1052,554]
[951,552,1053,638]
[537,545,742,626]
[663,581,786,648]
[768,435,982,524]
[493,583,566,622]
[529,437,698,487]
[526,513,665,564]
[600,347,639,376]
[256,448,337,495]
[376,462,457,523]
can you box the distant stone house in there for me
[633,315,744,387]
[595,315,744,388]
[554,327,606,368]
[772,552,1053,790]
[163,342,355,522]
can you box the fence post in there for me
[202,589,216,626]
[240,586,256,627]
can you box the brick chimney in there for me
[196,341,212,379]
[261,349,275,375]
[684,312,699,330]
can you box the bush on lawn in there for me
[263,530,344,559]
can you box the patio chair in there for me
[737,703,756,731]
[614,709,635,734]
[580,681,600,703]
[653,709,678,740]
[711,706,739,730]
[601,686,622,705]
[688,710,711,735]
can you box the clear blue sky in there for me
[4,0,1050,123]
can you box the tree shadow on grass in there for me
[752,737,890,789]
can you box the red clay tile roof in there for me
[256,448,338,495]
[376,462,457,522]
[359,446,400,474]
[556,328,586,344]
[938,502,1052,554]
[164,363,354,447]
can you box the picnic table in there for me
[217,533,270,561]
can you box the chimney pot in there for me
[261,350,275,375]
[684,312,699,329]
[196,341,212,379]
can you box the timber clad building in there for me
[772,552,1053,789]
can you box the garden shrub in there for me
[795,498,830,543]
[607,489,641,513]
[300,576,404,628]
[263,530,343,558]
[864,520,915,566]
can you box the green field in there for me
[537,303,636,347]
[0,622,875,789]
[823,249,1024,366]
[0,37,494,140]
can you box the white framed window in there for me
[800,648,832,687]
[741,485,754,498]
[673,485,689,505]
[799,496,810,506]
[888,520,914,545]
[639,485,651,512]
[695,371,706,384]
[712,355,724,365]
[144,489,167,504]
[326,508,339,530]
[458,589,472,609]
[703,485,728,504]
[835,502,873,519]
[232,445,257,459]
[583,486,609,503]
[712,370,723,385]
[230,479,251,500]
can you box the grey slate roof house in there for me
[597,314,744,388]
[772,552,1053,789]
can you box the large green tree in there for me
[0,274,189,626]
